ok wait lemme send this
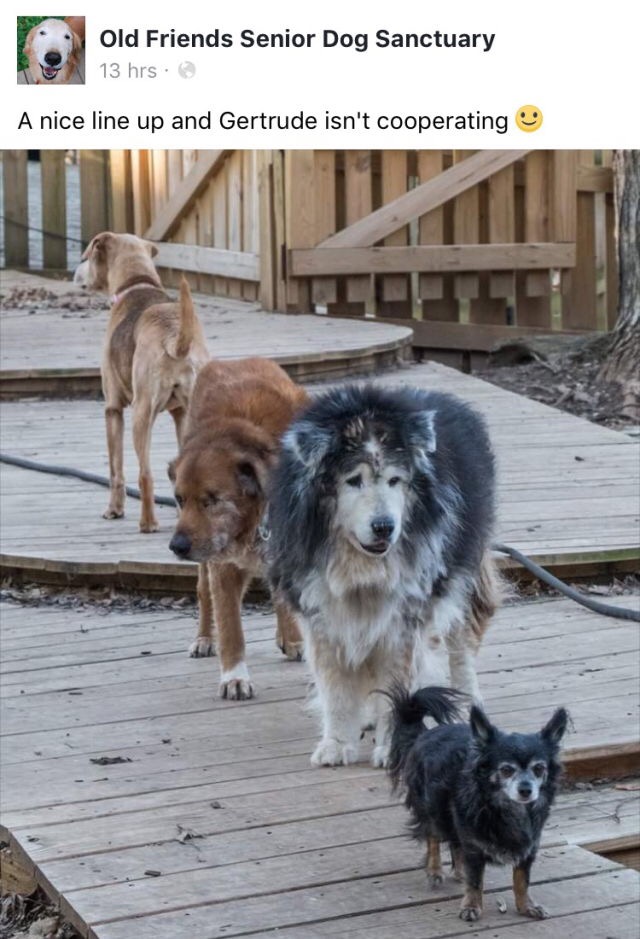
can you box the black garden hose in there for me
[493,542,640,623]
[1,452,638,623]
[0,452,176,506]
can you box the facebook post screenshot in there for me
[1,1,639,936]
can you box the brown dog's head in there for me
[24,18,81,83]
[168,421,276,563]
[73,232,159,293]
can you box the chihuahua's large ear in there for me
[541,708,568,745]
[469,705,495,745]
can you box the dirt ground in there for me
[0,891,78,939]
[474,333,638,431]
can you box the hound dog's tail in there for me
[385,683,466,791]
[173,276,197,358]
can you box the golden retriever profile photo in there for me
[22,16,84,85]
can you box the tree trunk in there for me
[598,152,640,411]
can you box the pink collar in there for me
[110,281,161,305]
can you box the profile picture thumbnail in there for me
[17,15,85,85]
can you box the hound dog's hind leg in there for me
[103,402,126,520]
[131,397,160,533]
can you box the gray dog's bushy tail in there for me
[173,276,196,358]
[385,683,466,791]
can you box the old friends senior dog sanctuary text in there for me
[24,109,509,136]
[99,28,497,53]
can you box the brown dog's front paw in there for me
[459,905,482,922]
[219,663,254,701]
[427,871,444,888]
[278,639,304,661]
[220,678,254,701]
[189,637,216,658]
[519,901,548,919]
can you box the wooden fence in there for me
[2,149,617,342]
[277,150,618,341]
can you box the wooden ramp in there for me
[1,361,638,590]
[1,596,638,938]
[0,272,412,395]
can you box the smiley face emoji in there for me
[516,105,543,132]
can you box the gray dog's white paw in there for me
[311,738,358,767]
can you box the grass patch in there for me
[16,16,64,71]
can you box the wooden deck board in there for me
[1,597,638,937]
[1,361,638,585]
[0,272,411,384]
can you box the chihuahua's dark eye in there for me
[203,492,219,507]
[532,762,546,778]
[388,476,401,487]
[346,474,363,489]
[499,764,516,778]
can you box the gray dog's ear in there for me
[410,410,437,471]
[283,421,332,472]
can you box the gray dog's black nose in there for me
[44,51,62,65]
[371,517,395,539]
[170,532,191,558]
[518,783,533,799]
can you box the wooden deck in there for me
[17,48,85,84]
[1,596,638,938]
[0,272,412,395]
[1,360,638,590]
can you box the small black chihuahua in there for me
[387,685,568,922]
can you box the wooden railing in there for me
[2,149,617,339]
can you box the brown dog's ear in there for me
[237,450,276,498]
[81,232,113,261]
[72,29,82,56]
[237,460,263,497]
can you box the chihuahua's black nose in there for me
[371,516,395,539]
[518,783,533,799]
[170,532,191,558]
[44,51,62,65]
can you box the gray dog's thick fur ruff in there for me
[268,384,500,766]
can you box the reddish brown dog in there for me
[169,358,307,699]
[74,232,209,532]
